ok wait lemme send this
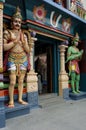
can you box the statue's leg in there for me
[76,74,80,93]
[18,73,28,105]
[8,73,16,107]
[70,72,77,94]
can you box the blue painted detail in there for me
[52,43,58,93]
[69,91,86,100]
[43,0,86,24]
[0,107,5,128]
[57,46,60,92]
[0,96,5,128]
[80,73,86,91]
[3,0,86,37]
[0,74,3,80]
[0,0,5,2]
[24,0,74,34]
[63,88,70,100]
[57,47,60,74]
[27,91,38,109]
[0,96,5,107]
[5,102,30,119]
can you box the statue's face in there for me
[12,17,22,30]
[74,39,79,46]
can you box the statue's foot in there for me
[18,100,28,105]
[72,90,77,94]
[76,90,80,93]
[8,103,14,108]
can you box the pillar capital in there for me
[59,45,68,52]
[30,37,37,47]
[31,37,37,41]
[0,2,4,9]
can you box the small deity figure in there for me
[70,0,77,13]
[3,7,32,107]
[62,18,71,33]
[66,33,83,94]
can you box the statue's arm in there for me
[3,30,15,51]
[78,50,84,60]
[66,47,83,63]
[23,33,32,53]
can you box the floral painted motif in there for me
[33,5,47,23]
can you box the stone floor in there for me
[1,94,86,130]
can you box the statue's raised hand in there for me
[80,50,83,55]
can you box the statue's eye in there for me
[14,20,17,23]
[19,21,21,24]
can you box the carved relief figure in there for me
[3,7,32,107]
[62,18,71,33]
[70,0,77,13]
[66,33,83,94]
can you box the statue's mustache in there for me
[15,24,20,27]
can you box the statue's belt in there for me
[8,51,27,64]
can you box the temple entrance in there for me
[34,40,53,95]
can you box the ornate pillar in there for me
[27,35,38,108]
[58,45,69,99]
[0,1,6,128]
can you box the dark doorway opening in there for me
[34,40,53,95]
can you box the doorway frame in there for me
[34,34,60,94]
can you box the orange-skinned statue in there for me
[3,7,32,107]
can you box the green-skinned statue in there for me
[66,33,83,94]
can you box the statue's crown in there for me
[73,33,79,42]
[12,6,22,20]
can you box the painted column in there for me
[0,2,4,84]
[27,35,38,108]
[67,0,71,10]
[0,1,6,128]
[58,45,69,99]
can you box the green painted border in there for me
[0,83,26,89]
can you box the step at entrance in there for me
[5,102,30,119]
[39,94,65,108]
[4,93,30,119]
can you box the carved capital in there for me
[59,45,68,52]
[30,37,37,48]
[0,2,3,9]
